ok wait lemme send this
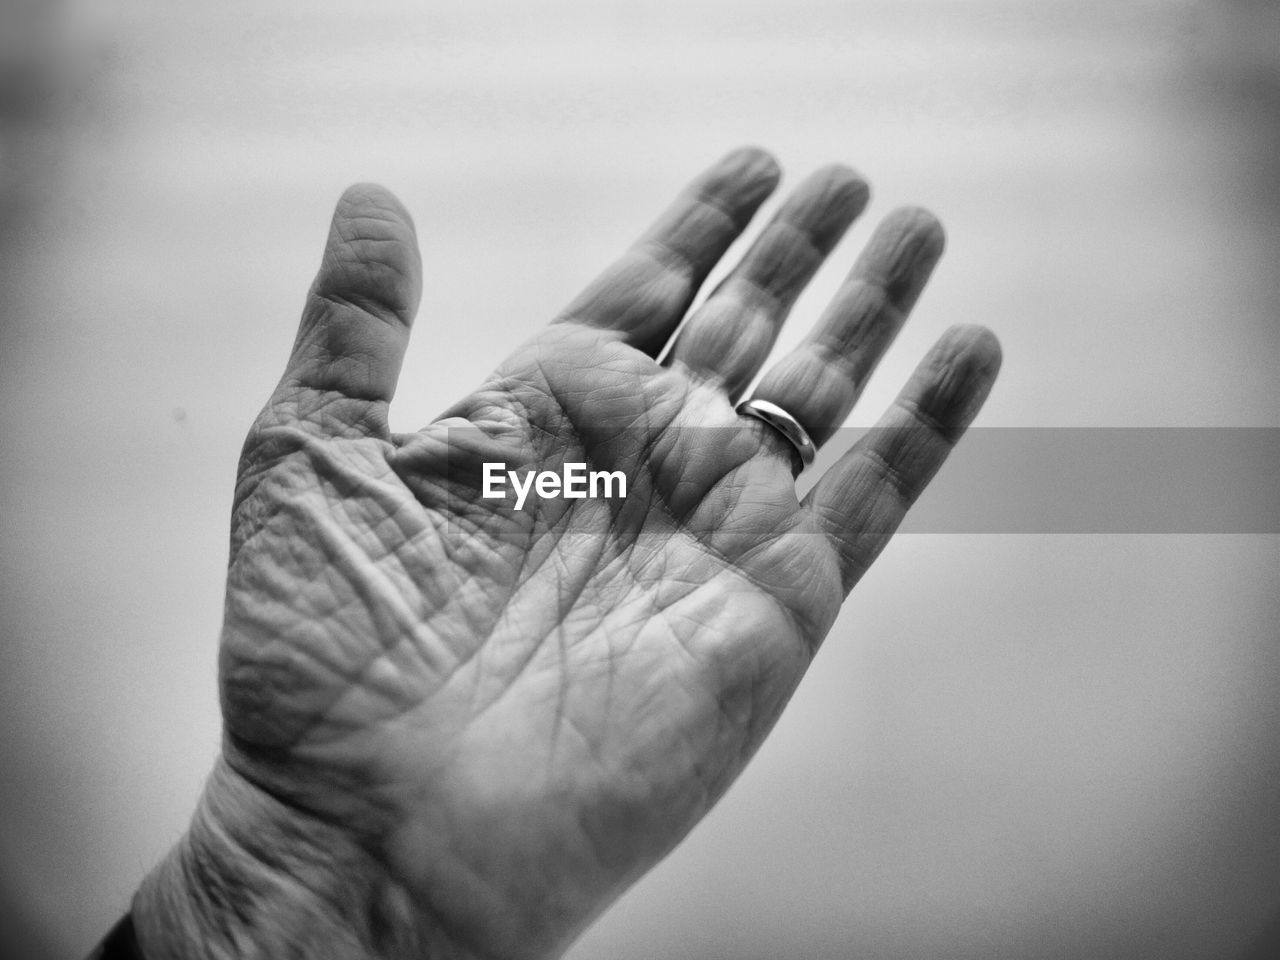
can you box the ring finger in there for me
[663,164,869,400]
[747,206,947,452]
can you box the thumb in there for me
[279,184,423,422]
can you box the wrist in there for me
[131,758,468,960]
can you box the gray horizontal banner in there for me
[846,427,1280,534]
[435,427,1280,535]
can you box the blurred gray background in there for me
[1,1,1278,957]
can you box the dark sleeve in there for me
[88,914,144,960]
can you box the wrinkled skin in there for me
[224,330,835,958]
[138,149,1001,960]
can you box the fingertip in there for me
[809,162,872,216]
[336,182,417,236]
[782,164,871,252]
[936,323,1002,376]
[855,207,946,309]
[884,205,946,258]
[702,146,783,214]
[968,324,1002,373]
[720,144,782,184]
[910,325,1002,437]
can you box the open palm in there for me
[147,149,1000,960]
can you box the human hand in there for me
[133,148,1000,960]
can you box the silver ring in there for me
[735,398,816,472]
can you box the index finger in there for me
[555,147,781,355]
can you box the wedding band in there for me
[735,398,816,472]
